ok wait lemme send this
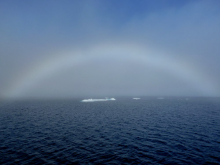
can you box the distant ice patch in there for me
[81,98,116,102]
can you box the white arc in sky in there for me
[4,43,218,98]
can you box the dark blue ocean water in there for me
[0,98,220,164]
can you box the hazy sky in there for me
[1,0,220,99]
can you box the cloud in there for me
[1,0,220,98]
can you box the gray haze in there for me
[1,0,220,99]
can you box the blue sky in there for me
[1,0,220,98]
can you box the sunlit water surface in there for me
[1,98,220,164]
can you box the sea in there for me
[0,97,220,164]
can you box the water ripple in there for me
[0,99,220,164]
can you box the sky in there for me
[1,0,220,99]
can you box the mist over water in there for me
[1,1,220,164]
[1,0,220,99]
[1,98,220,164]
